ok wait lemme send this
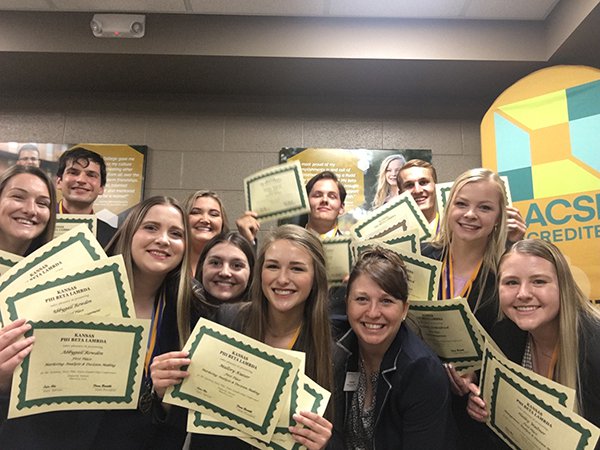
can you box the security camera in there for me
[90,14,145,38]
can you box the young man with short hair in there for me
[56,147,116,247]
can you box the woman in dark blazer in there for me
[333,247,455,450]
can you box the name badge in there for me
[343,372,360,391]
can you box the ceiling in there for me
[0,0,561,20]
[1,0,599,116]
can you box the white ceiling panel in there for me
[0,0,52,10]
[463,0,560,20]
[189,0,326,17]
[51,0,187,13]
[328,0,468,19]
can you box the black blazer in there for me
[333,326,456,450]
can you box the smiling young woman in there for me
[184,190,229,277]
[0,165,56,256]
[152,225,334,450]
[466,239,600,448]
[0,196,204,449]
[191,231,255,313]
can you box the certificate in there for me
[480,343,575,414]
[322,236,352,287]
[408,298,485,370]
[1,255,135,322]
[351,192,430,242]
[238,373,332,450]
[352,228,420,258]
[55,214,97,238]
[483,350,599,449]
[0,249,22,276]
[244,161,310,222]
[165,318,301,442]
[8,316,149,418]
[188,350,307,438]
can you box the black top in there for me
[421,244,498,333]
[332,326,456,450]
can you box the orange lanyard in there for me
[144,293,166,378]
[547,343,560,380]
[441,253,482,299]
[287,326,302,350]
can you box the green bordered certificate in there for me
[408,298,485,370]
[352,228,420,260]
[322,236,352,287]
[0,249,22,277]
[55,214,97,238]
[8,316,149,418]
[354,246,440,300]
[478,342,598,450]
[480,342,575,414]
[351,192,430,242]
[0,225,105,326]
[165,318,301,443]
[1,255,135,322]
[244,161,310,222]
[188,350,308,439]
[238,373,331,450]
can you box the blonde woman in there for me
[467,239,600,447]
[184,190,229,276]
[372,154,406,209]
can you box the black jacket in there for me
[332,326,456,450]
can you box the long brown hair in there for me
[0,165,56,255]
[242,225,333,400]
[106,196,197,346]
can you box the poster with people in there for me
[279,147,432,233]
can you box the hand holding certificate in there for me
[244,161,310,222]
[164,318,302,443]
[9,316,149,418]
[478,342,599,450]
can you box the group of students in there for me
[0,150,598,450]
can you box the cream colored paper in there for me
[408,298,485,370]
[322,236,352,287]
[352,227,421,260]
[0,249,22,276]
[351,192,430,242]
[54,214,97,238]
[188,350,306,437]
[244,161,310,222]
[479,342,599,450]
[239,373,332,450]
[1,255,135,322]
[480,342,576,414]
[8,315,149,418]
[0,225,106,325]
[165,318,301,443]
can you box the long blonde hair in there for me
[433,168,508,311]
[106,196,197,346]
[499,239,600,412]
[373,154,406,209]
[242,225,333,399]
